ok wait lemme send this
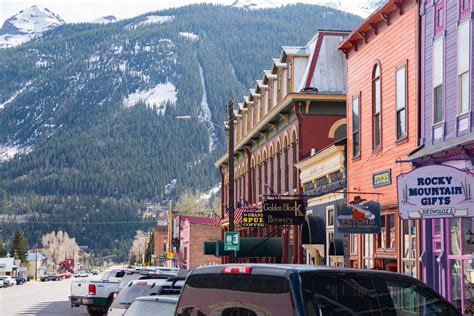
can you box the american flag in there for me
[233,201,244,223]
[213,214,221,227]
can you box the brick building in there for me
[339,0,420,274]
[215,30,349,264]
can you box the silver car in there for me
[124,296,178,316]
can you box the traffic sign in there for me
[166,251,174,259]
[224,232,240,251]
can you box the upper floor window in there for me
[396,64,407,140]
[435,0,445,34]
[460,0,471,17]
[458,21,470,115]
[352,95,360,158]
[372,64,382,150]
[433,37,444,124]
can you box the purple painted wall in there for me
[420,0,473,145]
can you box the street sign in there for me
[263,199,306,225]
[242,212,264,227]
[224,232,240,251]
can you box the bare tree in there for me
[41,231,80,265]
[175,190,205,215]
[129,230,148,265]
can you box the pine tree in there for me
[145,231,155,265]
[0,239,6,257]
[10,229,28,262]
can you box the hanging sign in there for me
[263,199,306,225]
[336,201,381,234]
[242,212,264,227]
[373,169,392,188]
[397,165,474,219]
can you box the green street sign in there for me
[224,232,240,251]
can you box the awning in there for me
[329,239,345,256]
[302,215,325,245]
[203,237,282,258]
[409,132,474,159]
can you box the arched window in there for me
[270,150,275,192]
[372,63,382,149]
[284,145,289,193]
[292,139,298,190]
[277,145,282,193]
[258,163,262,202]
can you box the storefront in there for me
[296,139,347,266]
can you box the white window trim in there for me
[458,20,470,115]
[433,37,444,124]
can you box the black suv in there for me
[176,264,460,316]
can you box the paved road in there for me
[0,278,89,316]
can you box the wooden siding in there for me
[421,0,474,144]
[346,1,418,206]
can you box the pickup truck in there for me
[70,268,130,316]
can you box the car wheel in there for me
[87,306,105,316]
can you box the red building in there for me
[215,30,349,263]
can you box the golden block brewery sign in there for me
[397,165,474,219]
[242,212,264,227]
[263,199,306,225]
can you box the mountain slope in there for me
[0,5,65,48]
[0,4,361,258]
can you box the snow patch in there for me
[197,62,218,153]
[128,15,175,29]
[0,145,19,162]
[91,16,118,24]
[123,82,177,114]
[179,32,199,41]
[198,185,221,202]
[164,179,177,197]
[0,81,32,109]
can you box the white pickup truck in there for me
[70,268,130,316]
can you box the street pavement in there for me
[0,278,89,316]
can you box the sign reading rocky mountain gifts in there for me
[397,165,473,219]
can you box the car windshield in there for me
[110,281,165,309]
[176,274,294,315]
[125,300,176,316]
[119,274,144,290]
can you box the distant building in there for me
[26,251,49,278]
[178,216,221,269]
[0,257,17,276]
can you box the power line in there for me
[0,220,156,225]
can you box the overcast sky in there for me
[0,0,235,24]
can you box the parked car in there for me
[40,274,61,282]
[70,268,131,316]
[15,276,27,285]
[0,279,4,288]
[91,270,99,276]
[176,264,461,316]
[108,274,184,316]
[124,295,178,316]
[58,272,72,279]
[0,275,16,287]
[74,270,88,278]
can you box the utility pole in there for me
[227,100,235,263]
[34,243,38,281]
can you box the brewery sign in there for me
[242,212,264,227]
[263,199,306,225]
[397,165,474,219]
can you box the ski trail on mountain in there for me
[197,61,217,153]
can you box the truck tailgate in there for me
[71,278,90,297]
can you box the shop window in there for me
[451,219,462,256]
[433,37,444,124]
[378,214,395,250]
[350,234,358,255]
[327,208,334,227]
[396,64,407,140]
[372,64,382,150]
[460,0,471,18]
[435,0,445,34]
[363,234,374,268]
[458,21,470,115]
[402,220,417,277]
[352,95,360,158]
[434,219,442,235]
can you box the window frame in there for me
[458,20,470,115]
[352,94,361,159]
[433,37,444,125]
[395,63,408,141]
[350,234,358,255]
[363,234,374,269]
[284,146,289,193]
[292,142,298,190]
[372,63,382,151]
[377,213,396,251]
[460,0,471,18]
[435,0,445,35]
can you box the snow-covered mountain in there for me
[231,0,385,17]
[91,15,118,24]
[0,5,65,48]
